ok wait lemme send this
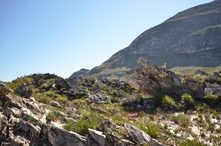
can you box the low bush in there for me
[181,93,194,108]
[140,122,159,138]
[204,93,218,105]
[173,114,190,127]
[162,95,176,109]
[6,76,33,90]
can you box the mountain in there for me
[70,0,221,79]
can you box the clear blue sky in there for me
[0,0,212,82]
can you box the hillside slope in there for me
[70,0,221,79]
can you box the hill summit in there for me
[71,0,221,79]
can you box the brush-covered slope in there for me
[70,0,221,79]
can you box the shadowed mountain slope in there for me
[70,0,221,79]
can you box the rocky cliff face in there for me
[71,0,221,79]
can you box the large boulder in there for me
[204,83,221,97]
[88,128,106,146]
[126,58,203,98]
[48,126,87,146]
[15,84,33,98]
[88,93,111,104]
[124,123,151,145]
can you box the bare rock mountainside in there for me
[71,0,221,79]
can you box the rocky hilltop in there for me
[71,0,221,79]
[1,58,221,145]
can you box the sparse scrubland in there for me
[1,65,221,145]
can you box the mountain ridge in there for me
[70,0,221,79]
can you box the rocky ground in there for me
[0,58,221,146]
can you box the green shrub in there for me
[204,93,218,105]
[46,111,57,123]
[35,90,68,105]
[162,95,176,109]
[46,110,65,123]
[181,93,194,107]
[140,122,159,138]
[6,77,33,90]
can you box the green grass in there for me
[172,114,190,127]
[34,90,68,105]
[6,76,33,90]
[179,139,207,146]
[139,121,159,139]
[63,111,102,135]
[46,110,65,123]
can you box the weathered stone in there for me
[204,83,221,97]
[88,93,111,104]
[48,126,87,146]
[9,135,30,146]
[124,123,151,145]
[5,94,27,109]
[151,138,165,146]
[0,82,13,97]
[15,83,33,98]
[11,119,41,145]
[50,101,63,108]
[88,128,106,146]
[121,139,135,145]
[0,113,8,143]
[126,58,203,98]
[8,107,21,117]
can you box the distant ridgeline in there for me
[70,0,221,80]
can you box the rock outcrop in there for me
[15,83,33,98]
[0,80,164,146]
[126,58,203,98]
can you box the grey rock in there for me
[15,83,33,98]
[48,126,87,146]
[50,101,63,108]
[88,93,111,104]
[204,83,221,97]
[12,119,41,144]
[126,58,203,98]
[151,138,165,146]
[124,123,151,145]
[0,82,13,97]
[88,128,106,146]
[8,107,21,117]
